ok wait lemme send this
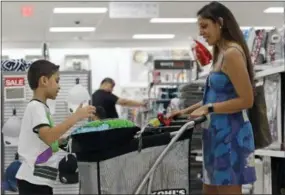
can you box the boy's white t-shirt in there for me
[16,100,59,187]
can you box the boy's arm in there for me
[38,115,80,145]
[32,104,95,146]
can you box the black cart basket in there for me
[71,116,206,194]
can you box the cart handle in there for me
[134,115,207,194]
[193,115,207,125]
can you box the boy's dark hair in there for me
[27,59,59,90]
[100,77,115,87]
[94,106,107,119]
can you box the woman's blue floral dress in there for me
[202,71,257,185]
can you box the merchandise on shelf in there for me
[2,108,21,146]
[242,27,284,65]
[264,76,281,143]
[1,59,31,72]
[179,83,204,108]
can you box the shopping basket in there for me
[71,115,207,194]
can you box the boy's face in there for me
[46,72,60,100]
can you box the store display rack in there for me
[146,59,195,115]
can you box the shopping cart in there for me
[71,115,206,194]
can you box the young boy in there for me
[16,60,95,195]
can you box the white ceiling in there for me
[1,1,284,48]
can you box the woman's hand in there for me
[190,105,208,118]
[167,110,182,119]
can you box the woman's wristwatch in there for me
[207,103,214,113]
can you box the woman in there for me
[171,1,256,194]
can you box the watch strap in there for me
[208,103,214,113]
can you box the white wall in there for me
[2,48,136,95]
[2,47,191,95]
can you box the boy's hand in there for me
[75,104,96,120]
[59,136,70,151]
[59,137,69,146]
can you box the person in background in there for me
[16,60,95,195]
[169,1,256,194]
[92,77,145,119]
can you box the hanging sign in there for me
[154,60,193,70]
[42,42,50,60]
[109,2,159,18]
[4,76,26,102]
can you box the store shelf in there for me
[153,82,189,86]
[255,64,285,79]
[255,149,285,158]
[191,149,285,160]
[197,60,285,80]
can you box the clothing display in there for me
[266,28,284,63]
[251,29,265,65]
[243,27,285,65]
[264,76,280,143]
[1,59,31,71]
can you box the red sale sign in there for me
[4,77,25,87]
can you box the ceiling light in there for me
[53,7,108,14]
[132,34,175,39]
[264,7,284,13]
[49,27,95,32]
[150,18,197,23]
[240,26,275,30]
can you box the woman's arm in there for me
[211,47,254,114]
[181,101,202,114]
[168,101,202,118]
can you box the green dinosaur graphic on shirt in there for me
[46,112,59,153]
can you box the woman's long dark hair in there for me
[197,1,255,86]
